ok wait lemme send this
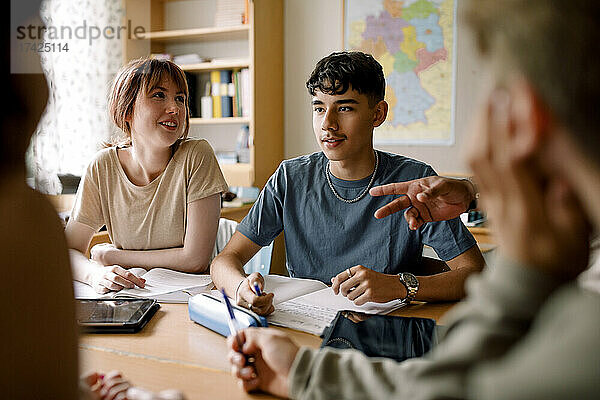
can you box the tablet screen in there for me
[320,311,438,362]
[76,299,154,325]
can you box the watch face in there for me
[403,273,419,287]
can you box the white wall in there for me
[284,0,489,174]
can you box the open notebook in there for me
[74,267,213,303]
[211,275,406,336]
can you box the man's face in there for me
[311,87,380,162]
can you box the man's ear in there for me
[373,100,388,127]
[507,77,551,160]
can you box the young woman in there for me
[66,58,228,294]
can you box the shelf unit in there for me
[122,0,283,188]
[139,25,250,42]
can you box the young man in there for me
[211,51,484,315]
[227,0,600,398]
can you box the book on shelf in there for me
[73,268,213,304]
[211,275,406,336]
[201,82,213,119]
[200,68,247,120]
[184,72,199,117]
[220,70,234,118]
[210,70,222,118]
[232,70,240,117]
[240,68,251,117]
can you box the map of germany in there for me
[345,0,455,144]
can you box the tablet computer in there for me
[76,298,160,333]
[320,311,438,362]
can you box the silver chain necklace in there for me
[326,151,379,203]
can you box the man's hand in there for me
[370,177,475,230]
[228,328,299,397]
[235,272,275,316]
[90,243,119,266]
[331,265,406,306]
[88,264,146,294]
[468,89,591,279]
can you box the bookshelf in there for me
[122,0,283,188]
[190,116,250,125]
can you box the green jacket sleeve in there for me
[288,259,598,400]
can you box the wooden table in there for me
[79,302,456,399]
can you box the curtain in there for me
[31,0,123,193]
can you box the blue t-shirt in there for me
[238,151,476,283]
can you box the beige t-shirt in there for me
[71,139,228,250]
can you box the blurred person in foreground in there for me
[2,2,183,398]
[227,0,600,398]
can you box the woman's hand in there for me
[90,243,119,266]
[88,264,146,294]
[81,370,186,400]
[80,370,130,400]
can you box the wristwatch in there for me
[465,177,480,211]
[398,272,419,303]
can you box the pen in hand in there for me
[220,288,255,366]
[253,282,263,297]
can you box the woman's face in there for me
[127,76,187,149]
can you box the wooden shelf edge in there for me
[140,25,249,41]
[179,59,250,72]
[190,117,250,125]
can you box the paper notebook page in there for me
[263,275,328,305]
[74,280,104,299]
[128,267,148,278]
[268,301,337,335]
[294,287,405,314]
[144,286,210,303]
[268,287,406,335]
[117,269,212,297]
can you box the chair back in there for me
[243,241,273,275]
[213,218,272,275]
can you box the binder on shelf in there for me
[232,69,240,117]
[210,70,222,118]
[201,82,212,119]
[240,68,251,118]
[220,70,234,118]
[185,72,198,118]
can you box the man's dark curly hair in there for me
[306,51,385,107]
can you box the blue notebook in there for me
[188,293,268,337]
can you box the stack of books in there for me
[173,54,210,65]
[206,68,250,118]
